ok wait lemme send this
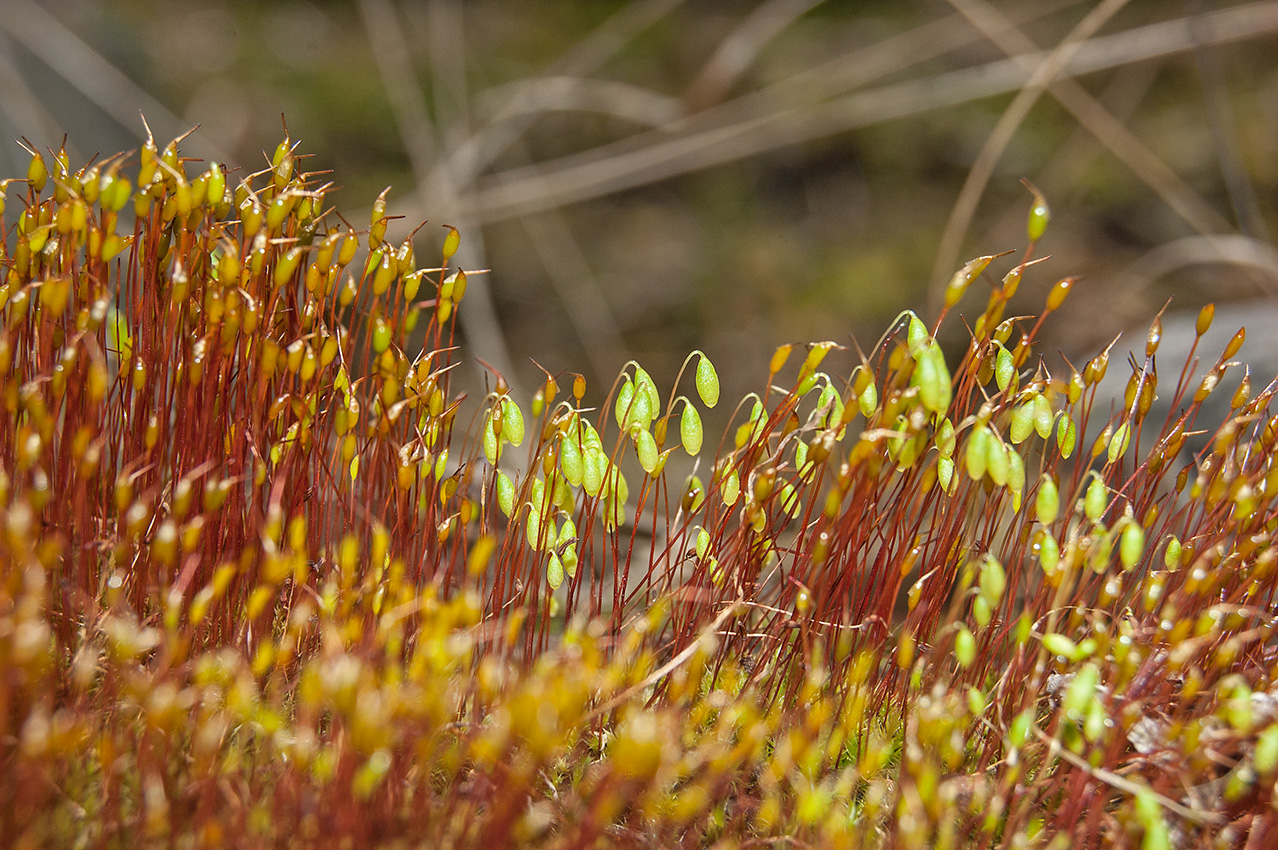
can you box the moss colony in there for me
[2,133,1277,848]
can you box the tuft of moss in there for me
[2,130,1276,848]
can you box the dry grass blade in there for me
[359,0,518,386]
[1112,234,1278,296]
[683,0,828,109]
[415,1,1067,223]
[0,0,232,164]
[1188,0,1271,242]
[928,0,1236,305]
[461,2,1278,224]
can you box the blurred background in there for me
[3,0,1277,407]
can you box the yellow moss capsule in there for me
[240,196,263,237]
[27,149,48,193]
[319,335,338,369]
[274,247,304,288]
[338,231,359,266]
[266,193,293,233]
[944,254,998,309]
[101,172,132,213]
[1026,188,1050,242]
[442,225,460,263]
[300,344,318,383]
[371,318,391,354]
[1231,371,1251,410]
[1196,303,1215,337]
[372,249,396,295]
[173,180,193,219]
[1222,326,1245,361]
[403,269,424,303]
[206,161,225,206]
[1046,276,1075,312]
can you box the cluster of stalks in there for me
[2,133,1277,849]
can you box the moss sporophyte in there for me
[2,130,1277,847]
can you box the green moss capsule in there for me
[560,436,583,486]
[1036,532,1060,574]
[1084,475,1107,521]
[721,469,740,507]
[1120,521,1144,570]
[27,149,48,193]
[966,425,990,481]
[680,403,703,456]
[1027,194,1050,242]
[994,344,1015,394]
[501,398,525,447]
[1032,394,1054,439]
[1056,413,1076,459]
[985,437,1009,487]
[1042,633,1079,661]
[1035,476,1059,525]
[695,353,719,408]
[937,456,955,493]
[496,471,515,517]
[913,347,951,415]
[1107,422,1130,465]
[1009,404,1035,445]
[955,626,975,668]
[634,428,658,474]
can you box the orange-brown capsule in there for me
[1222,327,1245,361]
[160,139,181,171]
[1231,370,1251,411]
[1045,277,1075,312]
[944,254,998,309]
[1123,370,1141,413]
[338,231,359,267]
[1012,331,1032,367]
[1001,264,1023,299]
[1146,316,1161,358]
[1196,303,1215,337]
[769,343,792,376]
[1194,367,1221,403]
[1083,350,1109,385]
[490,403,503,439]
[1137,371,1156,419]
[752,468,776,503]
[273,148,295,189]
[371,187,390,227]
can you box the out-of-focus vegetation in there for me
[3,0,1276,405]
